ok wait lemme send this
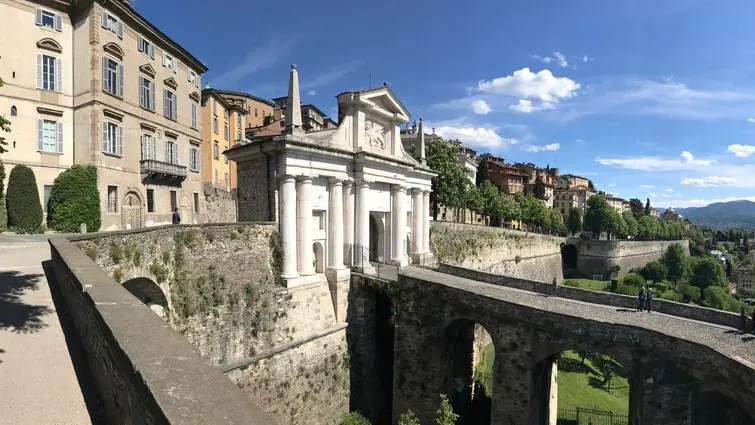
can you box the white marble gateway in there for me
[226,65,434,288]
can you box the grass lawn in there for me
[557,350,629,415]
[562,278,610,291]
[475,343,495,394]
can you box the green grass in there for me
[557,351,629,415]
[562,278,610,291]
[475,343,495,394]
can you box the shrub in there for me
[5,165,42,233]
[615,283,640,296]
[623,273,645,288]
[398,410,421,425]
[48,165,101,233]
[436,394,458,425]
[658,290,684,303]
[0,195,6,233]
[678,283,701,303]
[339,412,371,425]
[639,260,667,283]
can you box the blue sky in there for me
[134,0,755,208]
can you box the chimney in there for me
[285,64,304,137]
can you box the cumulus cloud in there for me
[471,99,492,115]
[432,126,518,149]
[307,89,317,96]
[554,52,568,68]
[478,67,580,112]
[727,144,755,158]
[526,143,560,153]
[597,151,713,171]
[680,176,736,187]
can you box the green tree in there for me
[476,156,490,187]
[0,77,11,155]
[702,286,742,312]
[339,412,371,425]
[629,198,645,219]
[495,192,521,223]
[644,198,651,215]
[567,207,583,236]
[584,195,613,239]
[622,211,639,237]
[479,181,500,223]
[435,394,458,425]
[690,256,727,291]
[0,158,6,231]
[678,283,702,303]
[637,215,657,240]
[547,208,565,235]
[48,165,101,233]
[533,176,547,200]
[640,260,667,283]
[662,243,687,286]
[426,138,469,219]
[520,195,547,231]
[398,410,421,425]
[5,165,43,233]
[464,185,484,216]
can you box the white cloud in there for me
[431,126,518,149]
[532,52,570,68]
[747,117,755,123]
[301,60,365,90]
[680,176,737,187]
[531,54,553,64]
[665,187,674,193]
[582,55,592,63]
[727,144,755,158]
[478,67,580,112]
[640,184,655,189]
[212,36,303,87]
[553,52,568,68]
[307,89,316,96]
[575,138,586,144]
[597,151,713,171]
[471,99,492,115]
[526,143,560,153]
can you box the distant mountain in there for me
[675,200,755,228]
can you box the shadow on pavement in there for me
[42,260,109,425]
[0,270,50,333]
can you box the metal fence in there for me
[351,247,400,281]
[557,407,629,425]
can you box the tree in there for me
[662,243,687,286]
[629,198,645,219]
[640,260,667,283]
[262,115,274,126]
[702,286,742,312]
[588,180,595,191]
[0,77,10,155]
[495,192,521,224]
[644,198,651,216]
[476,156,490,187]
[339,412,371,425]
[48,165,101,233]
[584,195,613,239]
[426,138,469,219]
[465,185,484,215]
[398,410,421,425]
[479,181,500,223]
[5,165,43,233]
[435,394,459,425]
[533,176,547,200]
[520,195,547,230]
[567,207,583,236]
[547,208,565,235]
[0,159,5,231]
[690,256,727,291]
[623,211,639,237]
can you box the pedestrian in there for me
[172,207,181,225]
[638,286,646,312]
[552,276,558,296]
[646,288,654,313]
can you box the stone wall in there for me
[203,183,237,223]
[572,239,690,278]
[70,223,349,425]
[430,221,564,283]
[48,237,275,425]
[236,156,276,222]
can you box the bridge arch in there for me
[122,277,169,318]
[561,243,578,276]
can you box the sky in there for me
[133,0,755,209]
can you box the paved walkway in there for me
[0,238,92,424]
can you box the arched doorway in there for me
[122,277,168,318]
[121,191,143,230]
[561,244,578,277]
[180,193,193,225]
[369,213,385,263]
[313,241,325,273]
[443,319,494,424]
[693,391,754,425]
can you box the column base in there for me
[283,273,322,288]
[353,263,376,275]
[411,252,435,267]
[390,258,409,268]
[326,267,351,323]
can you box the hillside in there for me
[675,200,755,228]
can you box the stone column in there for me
[296,176,315,276]
[391,185,407,266]
[279,175,298,280]
[422,190,431,253]
[355,181,372,272]
[343,181,355,266]
[328,178,344,269]
[411,188,423,255]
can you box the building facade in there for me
[227,66,434,291]
[200,88,245,192]
[272,96,335,132]
[734,268,755,294]
[605,195,628,214]
[557,173,591,190]
[0,0,75,216]
[215,89,274,129]
[554,187,595,220]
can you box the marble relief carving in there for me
[364,120,386,150]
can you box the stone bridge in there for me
[351,267,755,425]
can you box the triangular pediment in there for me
[358,87,410,122]
[189,91,200,102]
[139,63,156,77]
[164,77,178,89]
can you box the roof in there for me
[563,173,589,180]
[201,88,247,113]
[337,85,411,120]
[212,89,275,107]
[301,104,328,119]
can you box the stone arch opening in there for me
[122,277,168,319]
[561,243,578,276]
[442,319,494,424]
[692,390,754,425]
[369,213,385,263]
[313,241,325,273]
[121,191,143,230]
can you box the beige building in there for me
[734,268,755,294]
[0,0,75,216]
[605,195,628,214]
[554,187,595,220]
[200,88,246,192]
[557,173,591,190]
[215,89,274,130]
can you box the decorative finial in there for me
[383,81,389,87]
[291,64,297,70]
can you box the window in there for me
[102,57,123,97]
[139,76,155,111]
[193,193,199,213]
[107,186,118,212]
[254,108,258,117]
[212,116,218,134]
[189,146,200,172]
[164,89,177,120]
[224,122,229,140]
[44,185,54,212]
[37,119,62,153]
[37,54,61,92]
[137,36,154,59]
[237,113,242,128]
[101,121,122,156]
[236,130,242,142]
[141,133,156,160]
[10,106,17,116]
[213,142,219,159]
[162,52,175,72]
[170,190,177,211]
[224,172,229,185]
[36,8,61,31]
[224,146,228,164]
[189,70,197,86]
[165,138,178,164]
[101,10,123,38]
[191,102,198,129]
[146,189,155,213]
[224,109,229,120]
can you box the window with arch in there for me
[10,106,17,116]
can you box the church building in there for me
[226,65,435,293]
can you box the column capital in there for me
[343,179,354,187]
[279,174,297,184]
[411,187,424,196]
[422,189,431,196]
[356,180,370,189]
[392,184,407,193]
[296,175,313,183]
[328,177,344,187]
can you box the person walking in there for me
[646,288,654,313]
[552,276,558,297]
[171,208,181,225]
[638,286,646,312]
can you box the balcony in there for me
[140,159,187,186]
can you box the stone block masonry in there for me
[573,238,690,278]
[203,183,238,223]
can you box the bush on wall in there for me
[0,158,6,232]
[48,164,101,233]
[6,164,43,233]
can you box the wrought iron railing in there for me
[557,407,628,425]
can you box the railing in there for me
[351,246,400,281]
[558,407,628,425]
[140,159,187,178]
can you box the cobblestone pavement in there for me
[0,241,92,424]
[402,266,755,367]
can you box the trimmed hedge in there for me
[48,165,101,233]
[6,165,42,233]
[0,159,5,232]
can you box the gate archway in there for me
[121,191,143,230]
